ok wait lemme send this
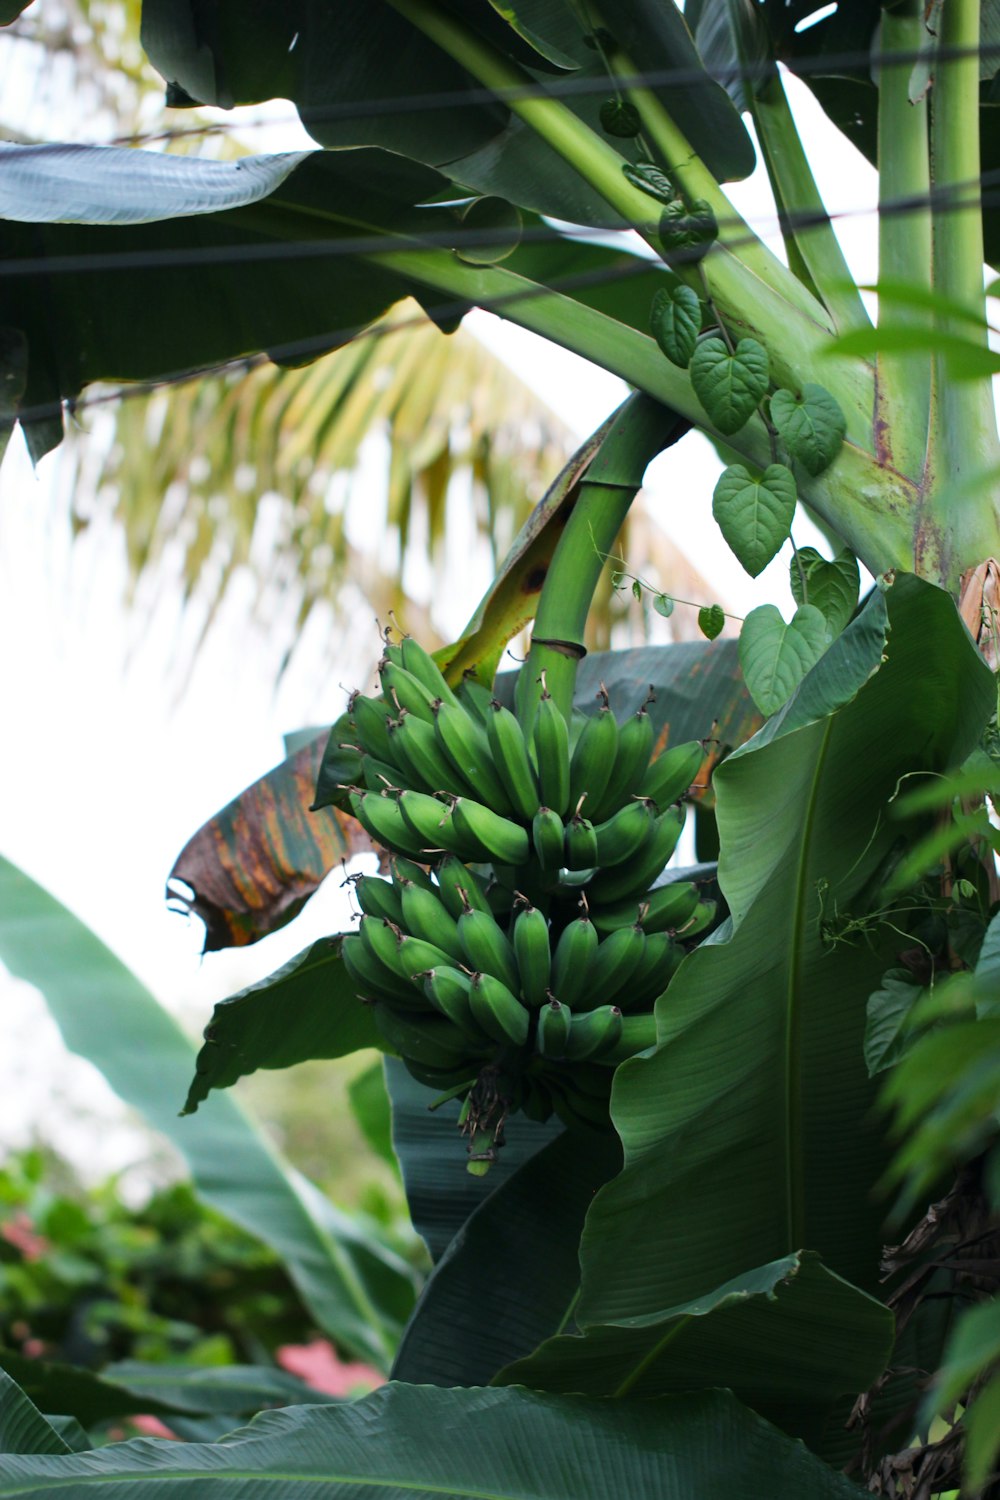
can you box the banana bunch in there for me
[337,633,717,1167]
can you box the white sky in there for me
[0,66,886,1174]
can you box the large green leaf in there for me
[0,1373,69,1458]
[574,577,992,1385]
[499,1251,893,1448]
[0,147,452,460]
[0,855,411,1369]
[0,1352,335,1430]
[0,1379,868,1496]
[393,1129,621,1385]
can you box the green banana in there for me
[535,996,572,1058]
[360,753,402,793]
[458,900,520,993]
[404,1059,480,1093]
[397,790,470,857]
[519,1074,555,1123]
[435,854,493,920]
[388,711,471,798]
[532,806,565,871]
[621,930,685,1010]
[589,704,655,821]
[677,898,717,939]
[456,673,493,724]
[597,1013,658,1066]
[421,966,488,1043]
[550,911,599,1006]
[563,807,599,871]
[359,914,410,980]
[486,699,540,821]
[353,874,404,926]
[349,790,429,859]
[565,1004,624,1060]
[512,900,551,1007]
[592,798,656,867]
[592,879,700,935]
[379,661,440,723]
[639,739,705,809]
[533,685,571,816]
[586,805,685,904]
[399,636,462,710]
[351,693,395,763]
[469,971,530,1047]
[568,692,618,814]
[548,1078,613,1132]
[399,880,465,962]
[389,856,437,894]
[341,932,421,1007]
[433,699,514,816]
[371,1002,472,1069]
[581,922,646,1008]
[452,797,531,865]
[396,931,461,980]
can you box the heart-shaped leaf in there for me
[650,283,702,368]
[600,99,641,137]
[712,463,797,577]
[690,337,770,434]
[739,604,829,716]
[658,198,719,266]
[699,603,726,640]
[790,547,860,636]
[653,593,675,618]
[770,384,846,475]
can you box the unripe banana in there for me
[397,790,470,857]
[589,704,654,821]
[458,901,520,993]
[452,797,531,865]
[435,854,493,920]
[486,700,540,821]
[597,1012,657,1066]
[388,711,471,798]
[389,856,437,894]
[621,930,685,1010]
[592,879,700,936]
[519,1075,555,1123]
[512,901,551,1007]
[421,966,488,1043]
[399,636,462,710]
[342,932,421,1007]
[677,898,717,940]
[532,806,565,871]
[533,686,571,816]
[404,1058,480,1093]
[565,1004,623,1060]
[353,874,403,926]
[548,1079,613,1132]
[550,911,599,1006]
[568,694,618,814]
[536,996,572,1058]
[371,1002,471,1069]
[399,881,465,962]
[359,914,411,981]
[456,673,494,724]
[469,971,530,1047]
[379,661,439,723]
[586,805,685,904]
[349,790,429,860]
[433,700,514,816]
[395,931,461,980]
[639,739,705,809]
[592,798,656,867]
[360,753,402,793]
[563,808,599,871]
[581,922,646,1008]
[351,693,395,763]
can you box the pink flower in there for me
[276,1340,384,1397]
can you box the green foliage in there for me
[738,603,828,714]
[712,463,797,577]
[769,385,846,476]
[689,336,770,435]
[789,548,860,637]
[649,283,702,369]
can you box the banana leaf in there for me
[0,855,413,1369]
[0,1379,868,1496]
[572,576,992,1414]
[392,1127,621,1385]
